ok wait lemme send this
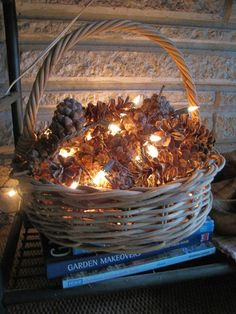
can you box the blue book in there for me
[72,216,214,255]
[42,218,213,279]
[62,241,216,288]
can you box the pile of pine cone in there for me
[28,92,215,190]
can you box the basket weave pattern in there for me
[16,20,225,253]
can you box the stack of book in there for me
[41,217,215,289]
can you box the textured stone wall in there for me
[0,0,236,152]
[14,0,226,13]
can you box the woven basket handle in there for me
[16,19,199,156]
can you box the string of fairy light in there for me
[57,95,199,190]
[0,97,199,213]
[0,95,199,198]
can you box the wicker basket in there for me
[16,19,225,253]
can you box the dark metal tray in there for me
[1,211,236,314]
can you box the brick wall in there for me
[0,0,236,152]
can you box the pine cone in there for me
[29,98,86,162]
[29,131,59,160]
[142,94,175,122]
[50,98,86,139]
[156,95,175,116]
[111,168,134,190]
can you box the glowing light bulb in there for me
[146,144,158,158]
[7,189,17,197]
[133,95,143,108]
[43,128,52,139]
[93,170,107,186]
[120,113,127,117]
[70,181,79,189]
[86,132,92,141]
[63,215,72,219]
[150,134,162,142]
[59,148,75,158]
[188,106,199,113]
[135,155,141,161]
[108,123,121,135]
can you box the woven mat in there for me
[1,225,236,314]
[7,279,236,314]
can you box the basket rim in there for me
[16,151,225,198]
